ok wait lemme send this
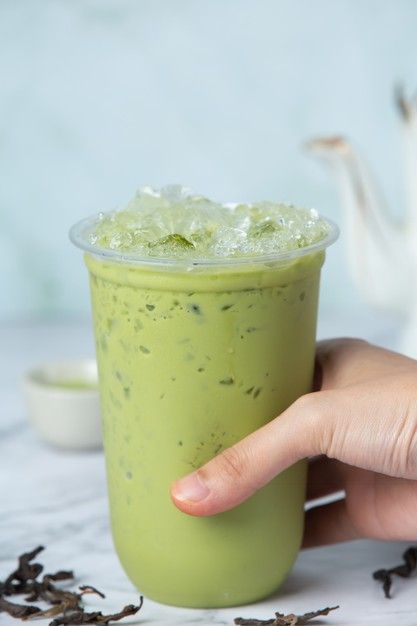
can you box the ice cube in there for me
[88,186,331,260]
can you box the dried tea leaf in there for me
[3,546,44,593]
[373,569,392,599]
[49,598,143,625]
[292,606,340,624]
[28,604,70,620]
[278,616,297,626]
[235,605,339,625]
[25,572,75,602]
[373,546,417,598]
[34,582,79,606]
[26,590,82,620]
[0,596,40,619]
[235,619,275,625]
[46,572,75,583]
[392,546,417,576]
[79,585,106,599]
[0,546,143,626]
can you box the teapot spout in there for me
[306,136,408,314]
[396,88,417,248]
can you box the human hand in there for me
[171,339,417,546]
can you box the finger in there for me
[306,456,345,501]
[171,393,324,517]
[315,338,415,390]
[303,498,360,548]
[315,338,369,390]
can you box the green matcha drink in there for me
[70,187,338,608]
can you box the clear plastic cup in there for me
[70,211,338,608]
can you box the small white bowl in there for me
[24,359,102,450]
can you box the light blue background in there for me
[1,0,415,320]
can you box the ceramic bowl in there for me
[24,359,102,450]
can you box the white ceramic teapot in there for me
[307,89,417,357]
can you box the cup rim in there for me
[69,209,339,269]
[24,359,99,395]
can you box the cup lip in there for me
[69,209,339,269]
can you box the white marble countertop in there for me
[1,313,416,626]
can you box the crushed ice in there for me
[87,185,331,259]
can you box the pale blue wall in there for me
[1,0,416,319]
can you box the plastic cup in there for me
[70,212,338,608]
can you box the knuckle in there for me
[216,445,248,482]
[334,337,369,350]
[345,337,368,347]
[291,391,331,455]
[292,391,318,413]
[291,391,326,456]
[318,337,368,358]
[292,390,326,419]
[291,392,310,412]
[407,428,417,478]
[392,404,417,478]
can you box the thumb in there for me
[170,393,324,517]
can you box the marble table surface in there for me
[1,312,416,626]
